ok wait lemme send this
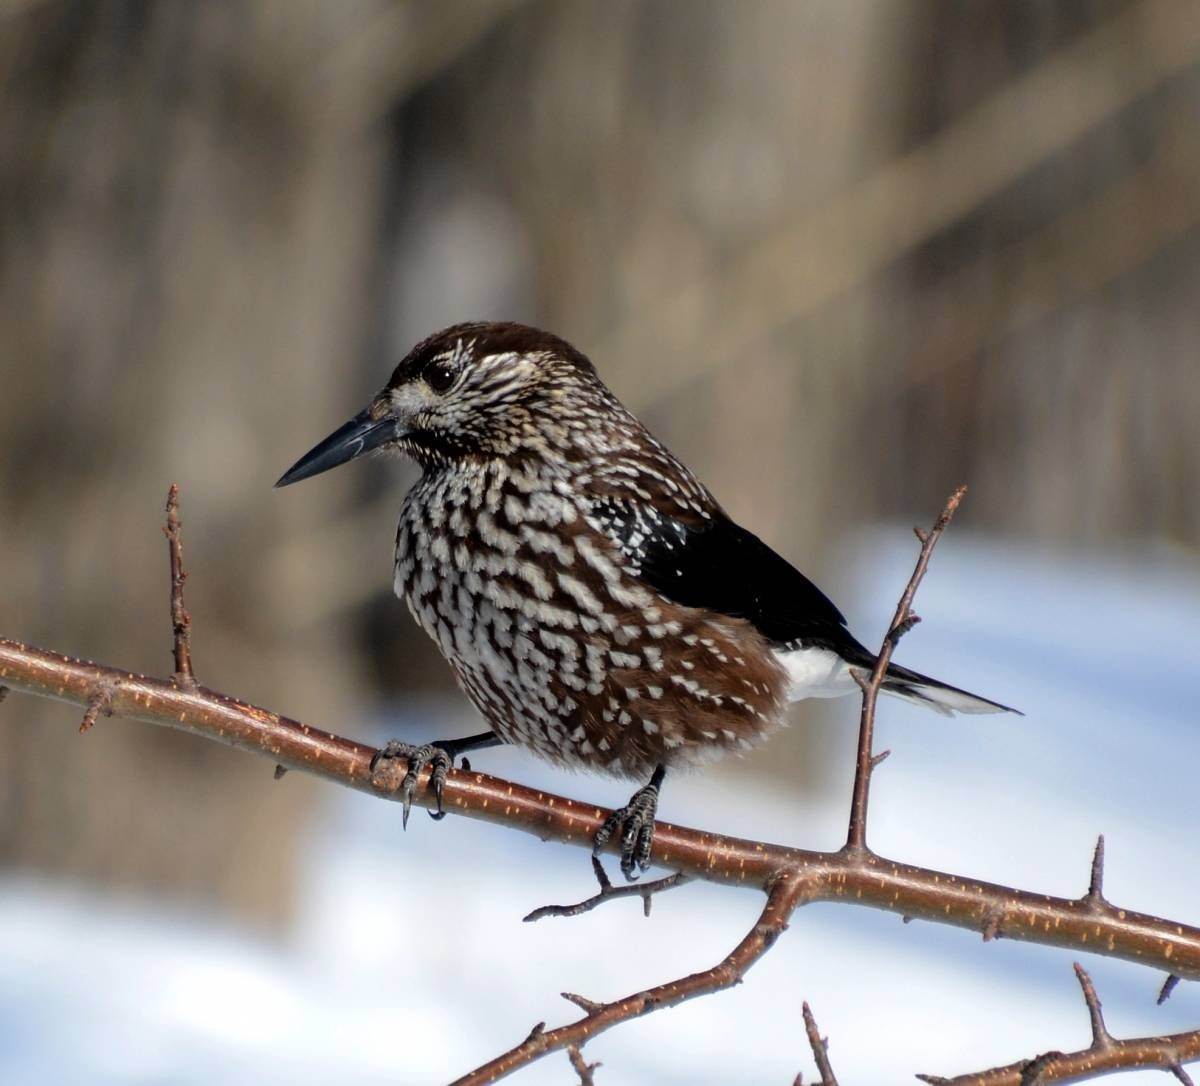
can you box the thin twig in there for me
[1074,963,1113,1050]
[802,1001,839,1085]
[523,856,690,922]
[919,963,1200,1084]
[567,1045,600,1085]
[845,485,966,851]
[163,484,196,687]
[450,876,805,1085]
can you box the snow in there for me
[2,533,1198,1084]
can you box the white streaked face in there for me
[384,341,539,436]
[376,338,589,463]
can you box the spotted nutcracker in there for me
[277,322,1013,878]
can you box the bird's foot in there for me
[369,740,455,827]
[593,780,661,882]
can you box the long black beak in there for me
[275,409,398,488]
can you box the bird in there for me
[276,321,1015,879]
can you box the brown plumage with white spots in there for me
[278,322,1015,878]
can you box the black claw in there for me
[594,779,661,882]
[370,740,454,827]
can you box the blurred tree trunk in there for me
[0,0,518,923]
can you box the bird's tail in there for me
[859,661,1019,717]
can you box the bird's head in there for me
[275,321,610,486]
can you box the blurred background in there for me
[1,1,1198,1082]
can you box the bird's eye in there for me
[425,362,456,393]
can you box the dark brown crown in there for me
[387,321,596,390]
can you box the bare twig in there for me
[450,876,804,1085]
[1074,963,1112,1050]
[523,856,690,923]
[845,485,966,851]
[919,963,1200,1085]
[163,484,196,687]
[802,1001,839,1085]
[567,1045,600,1085]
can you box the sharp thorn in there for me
[1087,834,1106,902]
[1158,974,1181,1005]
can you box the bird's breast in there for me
[392,464,790,776]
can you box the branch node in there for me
[164,484,197,688]
[567,1045,600,1085]
[888,614,922,645]
[78,687,114,734]
[523,1021,546,1045]
[1020,1050,1066,1084]
[870,749,892,769]
[982,908,1005,942]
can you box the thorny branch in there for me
[0,486,1196,1084]
[450,876,805,1086]
[919,964,1200,1085]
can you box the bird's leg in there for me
[370,731,502,827]
[593,764,667,882]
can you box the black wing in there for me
[591,497,865,655]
